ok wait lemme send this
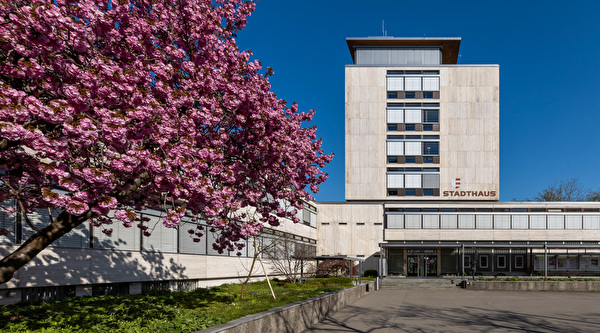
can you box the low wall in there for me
[467,280,600,292]
[200,281,374,333]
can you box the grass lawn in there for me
[0,277,353,332]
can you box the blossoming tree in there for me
[0,0,332,284]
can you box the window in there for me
[422,110,439,123]
[423,142,439,155]
[515,256,524,268]
[387,92,398,99]
[423,189,434,196]
[423,156,434,163]
[405,174,422,188]
[423,92,433,99]
[404,77,421,90]
[387,76,404,90]
[422,76,440,90]
[405,124,415,131]
[405,156,416,163]
[387,109,404,123]
[405,92,415,99]
[387,174,404,188]
[387,215,403,228]
[497,255,506,269]
[480,255,489,269]
[387,157,398,164]
[405,189,416,196]
[405,142,421,155]
[387,141,404,156]
[405,109,421,123]
[388,190,398,196]
[423,124,433,131]
[423,174,439,188]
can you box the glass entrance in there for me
[407,254,437,277]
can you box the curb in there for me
[199,281,374,333]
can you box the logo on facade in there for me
[452,178,461,189]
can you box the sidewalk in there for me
[303,288,600,332]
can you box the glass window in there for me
[476,215,493,229]
[387,92,398,99]
[405,156,416,163]
[530,215,546,229]
[387,214,403,228]
[494,215,510,229]
[405,174,422,188]
[422,110,439,123]
[547,215,564,229]
[404,109,421,123]
[497,255,506,269]
[423,156,434,163]
[388,190,398,196]
[423,174,439,188]
[423,92,433,99]
[423,189,434,196]
[387,141,404,155]
[387,76,404,90]
[405,92,416,99]
[405,77,422,90]
[458,215,475,228]
[441,215,457,228]
[387,174,404,188]
[512,215,528,229]
[387,109,404,123]
[405,189,416,196]
[405,124,415,131]
[405,142,421,155]
[388,124,398,131]
[422,77,440,90]
[422,215,439,228]
[480,255,489,268]
[423,142,439,155]
[387,157,398,164]
[423,124,433,131]
[405,214,420,227]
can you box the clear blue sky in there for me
[236,0,600,202]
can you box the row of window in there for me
[387,76,440,91]
[388,91,439,99]
[385,214,600,230]
[463,254,525,270]
[388,124,440,132]
[387,156,440,164]
[387,109,439,124]
[387,173,440,189]
[387,141,439,156]
[387,189,439,197]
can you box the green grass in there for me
[0,277,353,333]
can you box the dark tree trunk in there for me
[0,210,89,285]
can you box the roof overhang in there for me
[346,37,461,64]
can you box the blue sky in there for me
[236,0,600,202]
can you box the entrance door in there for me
[407,255,437,277]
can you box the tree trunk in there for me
[0,210,89,285]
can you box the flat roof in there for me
[346,37,461,64]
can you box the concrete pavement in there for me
[303,288,600,332]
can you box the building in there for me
[1,36,600,305]
[317,37,600,278]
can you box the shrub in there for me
[364,270,378,277]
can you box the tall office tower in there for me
[344,37,499,201]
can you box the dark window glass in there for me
[423,92,434,99]
[441,208,457,212]
[423,142,439,155]
[406,135,420,139]
[387,103,404,107]
[405,156,416,163]
[387,167,403,172]
[423,168,439,172]
[405,92,416,99]
[387,157,398,163]
[387,92,398,99]
[406,208,421,212]
[423,110,439,123]
[423,70,439,75]
[406,103,421,107]
[423,135,439,139]
[423,103,439,107]
[405,189,416,196]
[387,124,398,131]
[423,124,433,131]
[387,135,403,139]
[423,189,434,196]
[405,70,421,75]
[423,157,434,163]
[423,208,438,212]
[405,124,415,131]
[388,190,398,196]
[405,168,421,172]
[387,70,404,75]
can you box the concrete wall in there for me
[316,203,383,258]
[439,66,499,200]
[202,282,374,333]
[344,65,499,201]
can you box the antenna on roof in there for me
[382,20,387,36]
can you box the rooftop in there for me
[346,37,462,65]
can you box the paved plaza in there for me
[303,288,600,332]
